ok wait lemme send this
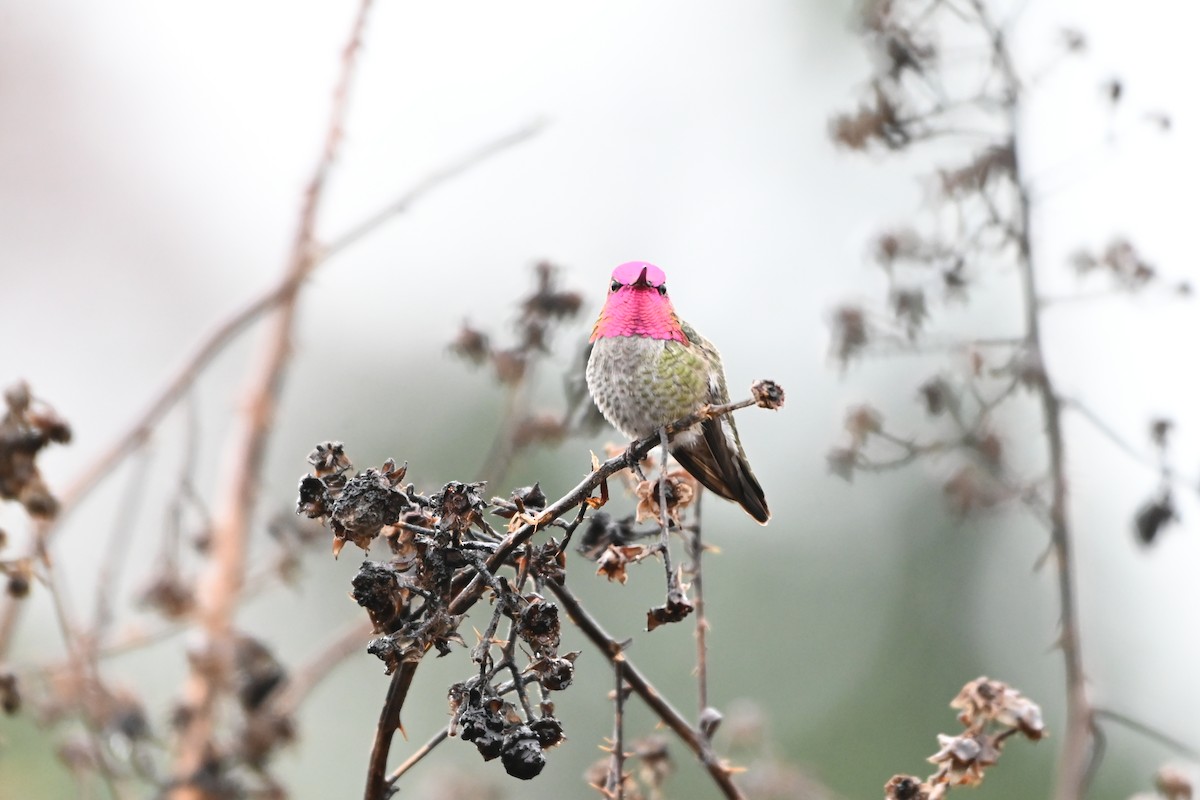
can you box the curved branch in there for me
[549,581,743,799]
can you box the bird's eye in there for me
[656,284,667,296]
[610,280,621,292]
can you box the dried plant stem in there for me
[1018,157,1091,800]
[271,618,374,715]
[973,3,1093,794]
[385,727,450,785]
[1093,708,1200,761]
[689,492,709,718]
[549,581,743,799]
[656,427,679,594]
[169,1,375,794]
[606,656,627,798]
[365,660,420,800]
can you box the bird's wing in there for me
[672,323,770,524]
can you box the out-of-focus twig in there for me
[169,1,376,793]
[271,618,374,715]
[966,1,1093,795]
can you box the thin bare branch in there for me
[549,581,743,799]
[968,1,1093,793]
[170,1,376,793]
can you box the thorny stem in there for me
[549,580,744,799]
[969,1,1093,795]
[170,2,375,794]
[689,492,710,720]
[656,427,680,596]
[606,656,627,798]
[365,660,420,800]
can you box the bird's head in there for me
[590,262,688,343]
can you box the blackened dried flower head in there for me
[576,512,640,559]
[518,598,562,655]
[530,654,577,691]
[457,693,508,762]
[530,716,565,749]
[525,540,566,586]
[0,382,71,517]
[330,469,410,552]
[500,724,546,780]
[307,441,351,478]
[366,635,405,676]
[885,774,931,800]
[296,475,331,520]
[751,379,785,410]
[510,483,547,513]
[352,561,407,632]
[1135,492,1176,546]
[432,481,487,535]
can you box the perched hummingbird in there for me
[586,262,769,524]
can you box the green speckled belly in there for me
[586,335,710,440]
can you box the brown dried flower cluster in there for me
[0,381,71,518]
[885,677,1045,798]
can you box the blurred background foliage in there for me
[2,0,1198,797]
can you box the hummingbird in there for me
[585,261,769,524]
